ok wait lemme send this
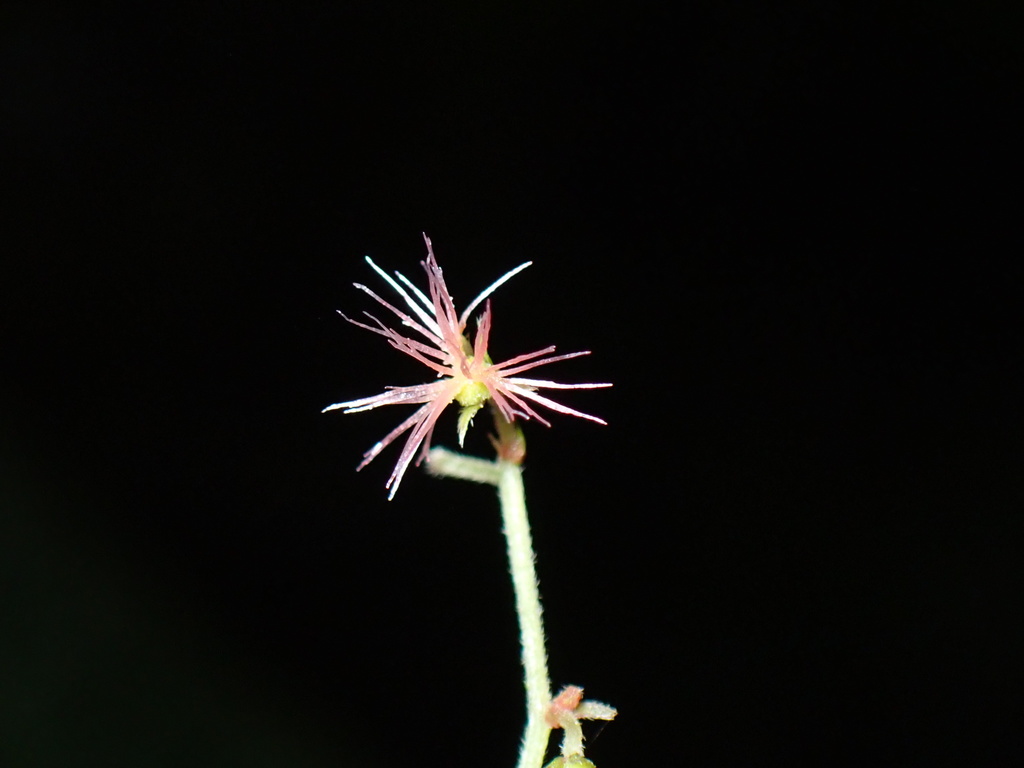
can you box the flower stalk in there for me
[430,437,617,768]
[497,457,553,768]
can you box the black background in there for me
[3,3,1022,766]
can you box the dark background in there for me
[3,3,1022,766]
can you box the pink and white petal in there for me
[486,386,522,425]
[355,312,446,361]
[323,380,450,413]
[472,301,492,363]
[383,336,454,376]
[338,311,394,339]
[503,376,613,390]
[385,392,454,499]
[351,313,450,372]
[354,402,435,471]
[493,350,595,377]
[352,282,442,346]
[459,260,532,327]
[487,345,558,372]
[503,383,608,425]
[362,257,443,338]
[492,383,553,427]
[382,333,449,365]
[424,258,467,351]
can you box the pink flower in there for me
[323,235,611,499]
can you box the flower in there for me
[323,234,611,499]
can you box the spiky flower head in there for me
[323,234,610,499]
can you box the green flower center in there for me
[454,380,490,447]
[454,379,490,409]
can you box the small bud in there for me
[546,684,617,761]
[490,405,527,464]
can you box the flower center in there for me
[454,379,490,409]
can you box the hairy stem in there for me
[498,459,553,768]
[427,448,553,767]
[426,447,503,484]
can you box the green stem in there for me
[498,459,553,768]
[426,447,502,485]
[427,448,553,767]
